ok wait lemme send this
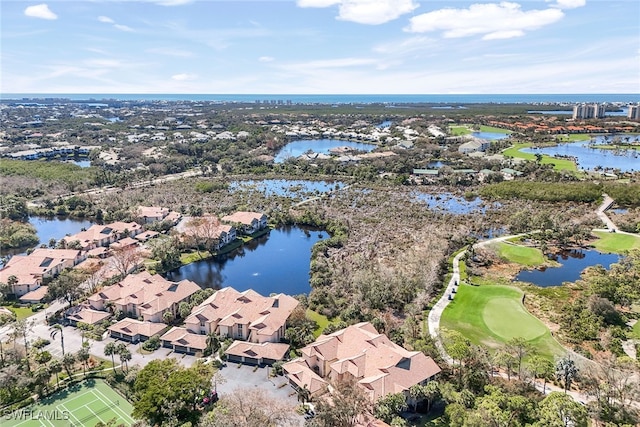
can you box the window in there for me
[237,324,243,337]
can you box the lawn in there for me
[592,231,640,254]
[479,125,511,134]
[441,284,565,359]
[555,134,592,142]
[449,125,471,136]
[632,320,640,340]
[306,309,337,337]
[8,306,36,321]
[492,242,545,266]
[503,143,577,171]
[5,378,136,427]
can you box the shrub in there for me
[142,335,161,351]
[32,338,51,349]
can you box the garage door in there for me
[243,357,259,365]
[227,355,243,363]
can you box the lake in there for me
[1,216,94,259]
[274,139,377,163]
[164,226,325,296]
[515,249,620,287]
[229,179,345,198]
[521,141,640,172]
[472,131,510,140]
[413,192,497,214]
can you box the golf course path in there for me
[427,233,519,365]
[596,193,619,232]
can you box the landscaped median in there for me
[440,283,565,360]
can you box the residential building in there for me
[108,318,169,343]
[160,327,208,355]
[87,271,200,323]
[65,304,112,327]
[65,221,142,250]
[572,103,606,119]
[628,104,640,120]
[0,248,85,296]
[283,322,441,402]
[458,138,490,154]
[221,212,268,234]
[225,341,290,366]
[135,206,169,224]
[181,215,237,249]
[184,287,298,343]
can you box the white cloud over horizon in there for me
[24,4,57,20]
[406,2,565,40]
[171,73,197,81]
[297,0,419,25]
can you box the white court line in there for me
[92,387,136,424]
[57,402,82,427]
[83,397,108,425]
[11,411,55,427]
[63,388,98,406]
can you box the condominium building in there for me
[572,103,606,120]
[628,104,640,120]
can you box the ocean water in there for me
[2,93,638,104]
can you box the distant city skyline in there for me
[1,0,639,94]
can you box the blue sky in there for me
[1,0,639,94]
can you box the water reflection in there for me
[164,226,325,295]
[275,139,377,163]
[515,249,620,287]
[229,179,345,198]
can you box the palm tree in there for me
[49,359,62,387]
[77,347,90,377]
[62,353,75,378]
[118,346,132,373]
[49,324,65,356]
[104,342,117,368]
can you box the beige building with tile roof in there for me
[65,221,142,250]
[283,322,441,402]
[88,271,200,323]
[0,248,85,296]
[160,326,208,355]
[221,211,267,234]
[225,341,290,366]
[184,287,298,343]
[108,318,169,343]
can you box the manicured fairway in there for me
[5,379,136,427]
[503,143,577,171]
[441,284,564,359]
[493,241,545,266]
[592,230,640,254]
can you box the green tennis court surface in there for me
[3,379,136,427]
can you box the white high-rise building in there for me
[628,104,640,120]
[572,103,606,120]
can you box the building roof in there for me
[285,322,441,402]
[136,206,169,219]
[221,211,266,226]
[88,271,200,316]
[160,327,208,350]
[225,341,290,361]
[283,359,328,395]
[66,305,111,325]
[108,318,168,337]
[185,287,299,338]
[19,285,49,302]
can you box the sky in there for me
[1,0,639,94]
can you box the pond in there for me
[520,140,640,172]
[514,249,620,287]
[377,120,392,128]
[164,226,325,296]
[471,131,510,140]
[274,139,377,163]
[412,192,497,214]
[229,179,345,198]
[2,216,94,259]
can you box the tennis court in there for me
[5,379,136,427]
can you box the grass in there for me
[503,143,577,171]
[632,320,640,340]
[306,309,338,337]
[492,242,545,266]
[555,134,592,142]
[441,283,565,359]
[9,306,35,321]
[449,125,471,136]
[592,231,640,254]
[479,125,511,134]
[5,378,136,427]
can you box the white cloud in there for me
[98,16,114,24]
[297,0,418,25]
[406,2,564,40]
[24,4,57,20]
[114,24,134,32]
[146,0,193,6]
[171,73,197,81]
[549,0,586,9]
[146,48,193,58]
[259,56,275,62]
[373,36,436,55]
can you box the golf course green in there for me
[441,283,565,359]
